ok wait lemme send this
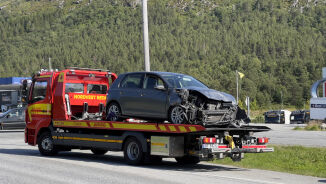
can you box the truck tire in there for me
[123,137,144,165]
[91,148,108,155]
[107,102,122,121]
[175,156,200,165]
[38,132,58,156]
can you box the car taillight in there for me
[202,137,217,144]
[257,137,269,144]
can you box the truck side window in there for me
[31,81,48,103]
[87,84,107,94]
[65,83,84,93]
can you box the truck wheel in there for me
[38,132,58,156]
[107,102,122,121]
[175,156,200,165]
[91,148,108,155]
[169,106,186,124]
[123,137,144,165]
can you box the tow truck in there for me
[23,68,273,165]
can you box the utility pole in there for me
[281,91,283,109]
[48,58,53,71]
[236,70,239,104]
[142,0,150,71]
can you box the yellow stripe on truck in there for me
[28,103,52,121]
[89,122,111,128]
[179,126,187,132]
[112,123,157,130]
[53,136,122,143]
[151,142,166,146]
[189,127,197,132]
[168,126,176,132]
[158,125,167,131]
[53,121,88,127]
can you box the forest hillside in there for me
[0,0,325,108]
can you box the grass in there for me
[293,121,326,131]
[211,145,326,178]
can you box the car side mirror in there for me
[6,114,10,118]
[154,85,166,91]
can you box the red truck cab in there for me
[24,68,117,145]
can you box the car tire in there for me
[175,156,200,165]
[169,106,186,124]
[107,102,122,121]
[123,137,144,165]
[90,148,108,155]
[38,132,58,156]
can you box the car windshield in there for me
[161,74,208,89]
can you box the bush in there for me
[251,115,264,123]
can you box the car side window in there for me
[144,76,164,90]
[120,74,143,89]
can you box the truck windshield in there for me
[30,80,48,103]
[161,74,208,89]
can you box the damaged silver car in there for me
[106,72,250,128]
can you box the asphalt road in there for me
[254,123,326,147]
[0,131,325,184]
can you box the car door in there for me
[118,73,144,116]
[140,74,168,118]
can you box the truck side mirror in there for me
[22,80,28,103]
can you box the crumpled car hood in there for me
[185,87,236,104]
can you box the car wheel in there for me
[175,156,200,165]
[123,137,144,165]
[107,102,122,121]
[169,106,186,124]
[38,132,58,156]
[91,148,108,155]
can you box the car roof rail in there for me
[68,67,110,72]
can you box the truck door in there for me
[26,77,52,132]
